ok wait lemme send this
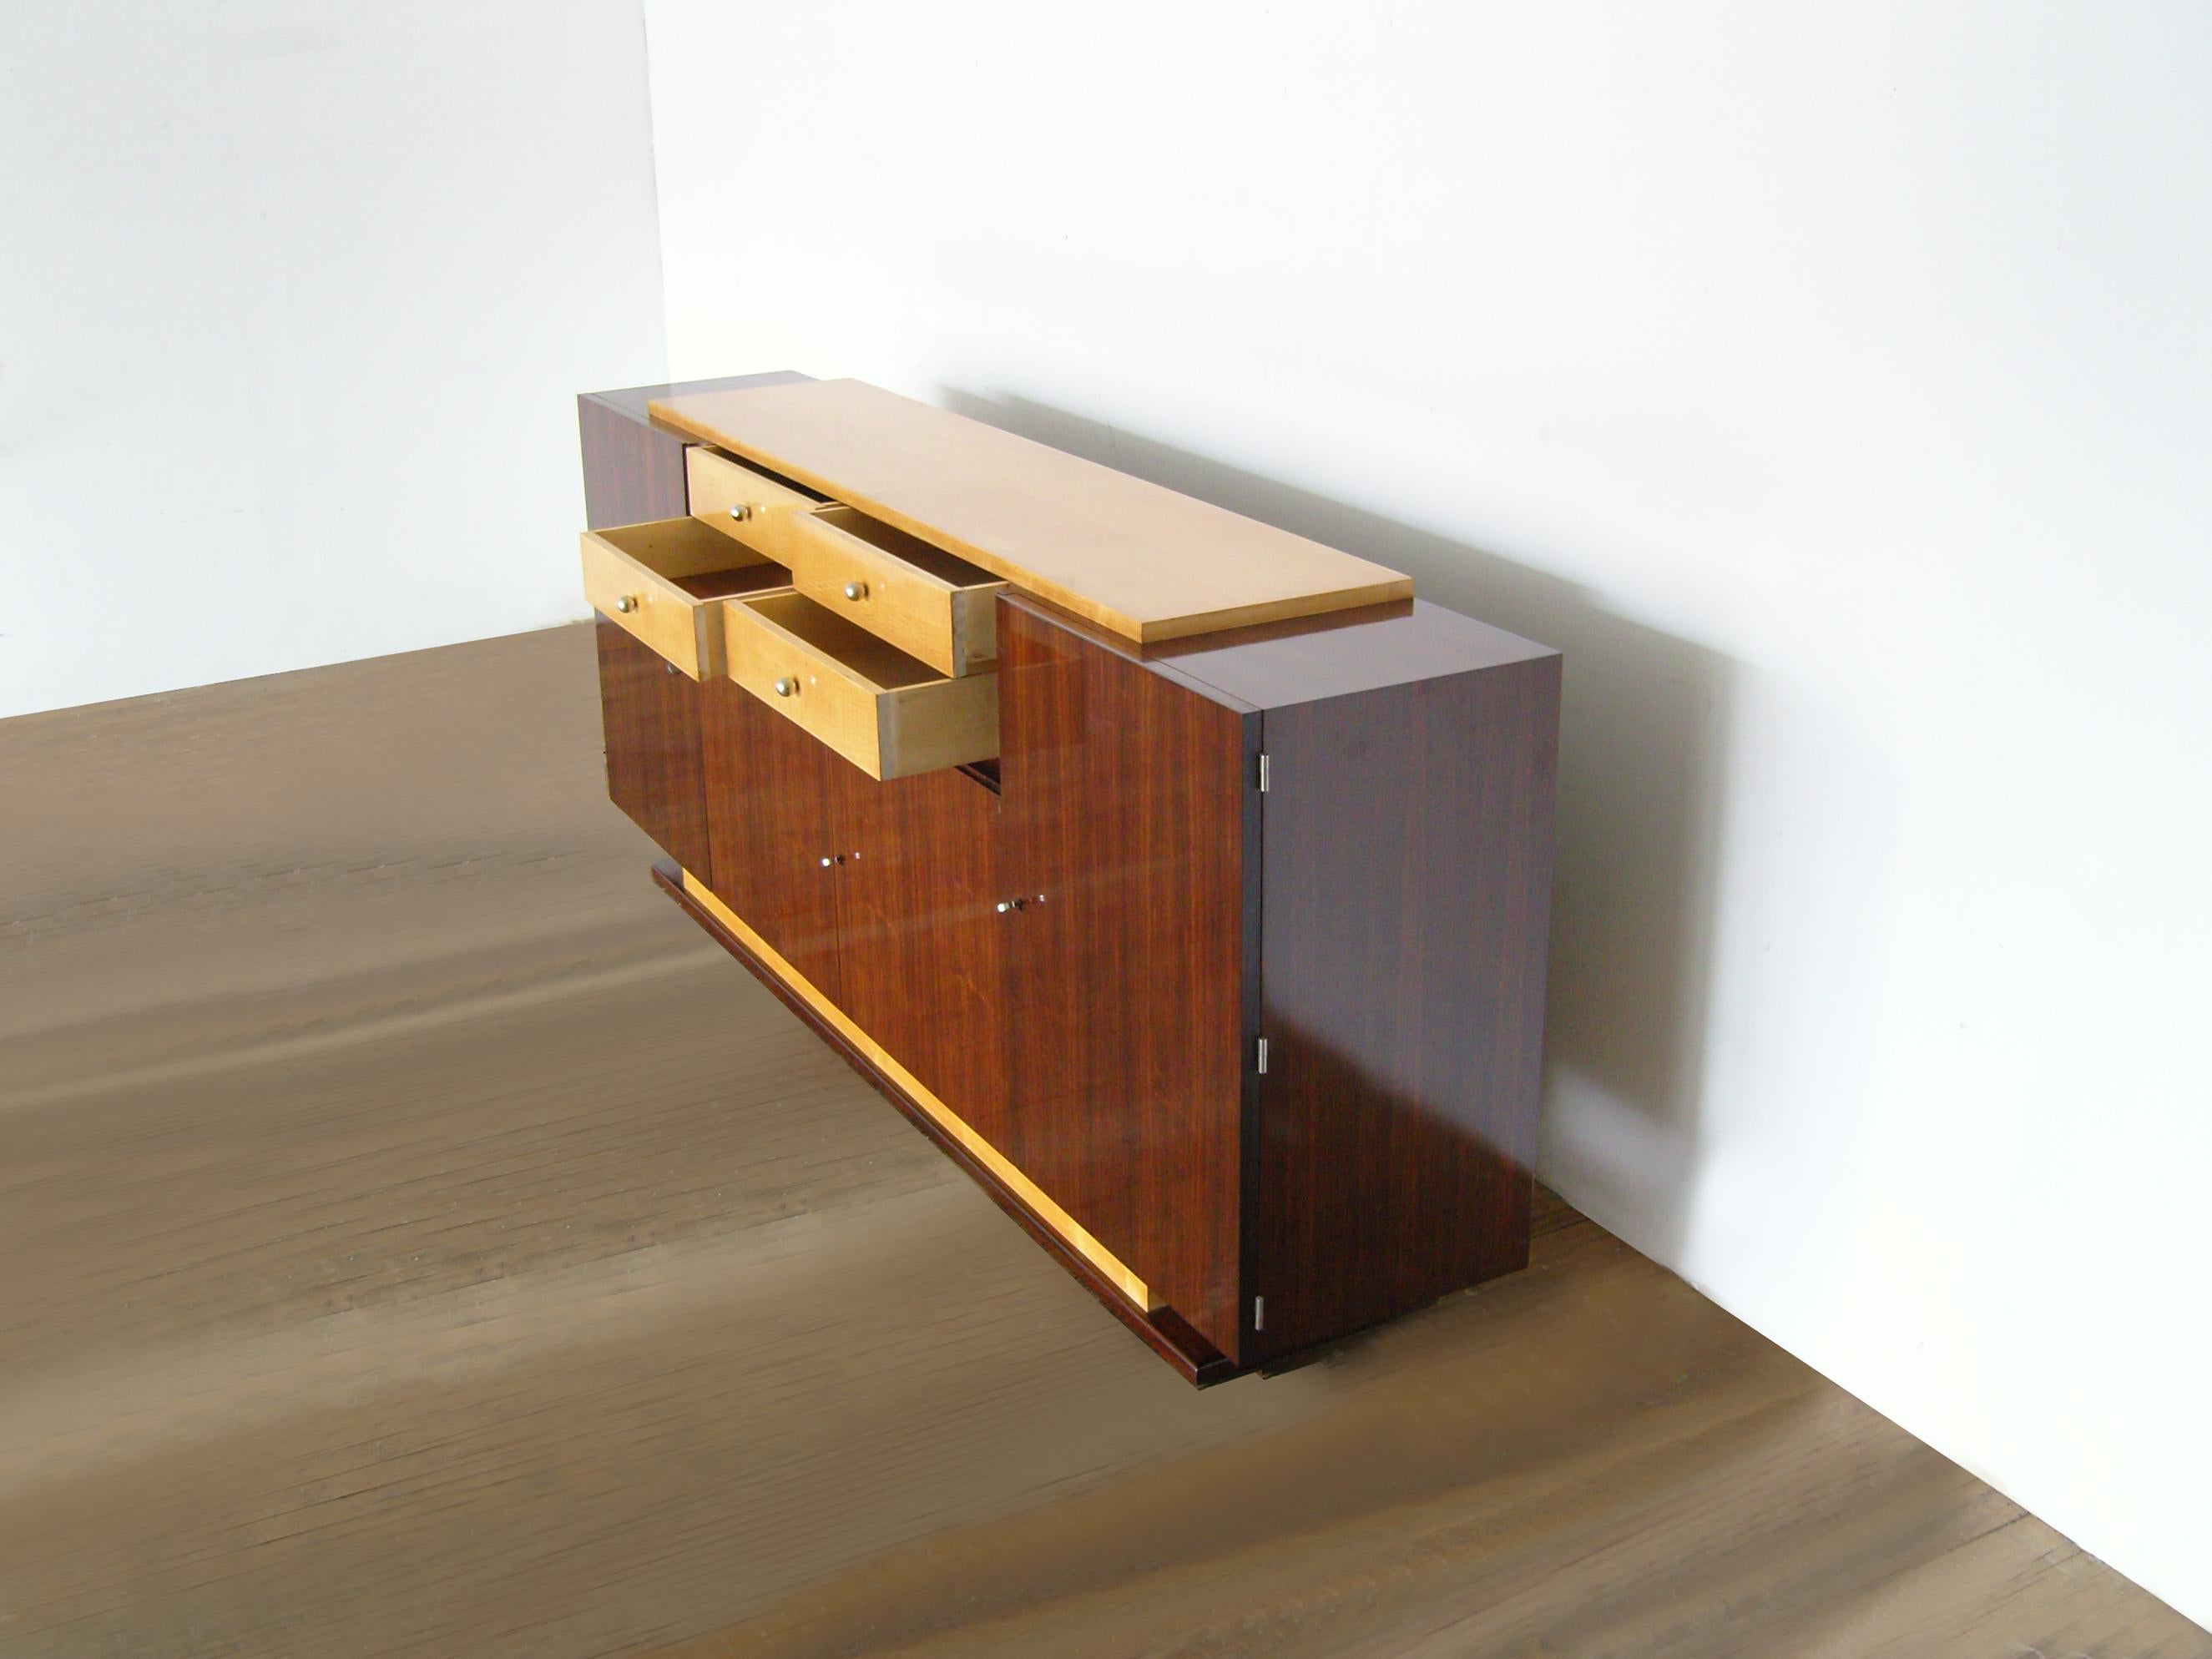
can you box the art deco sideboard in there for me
[578,371,1560,1384]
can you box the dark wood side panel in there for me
[578,393,690,529]
[698,678,846,1008]
[1249,652,1562,1364]
[833,767,1013,1150]
[594,620,714,884]
[999,597,1254,1361]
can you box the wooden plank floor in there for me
[1,623,2202,1659]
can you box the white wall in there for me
[0,1,664,719]
[645,1,2212,1622]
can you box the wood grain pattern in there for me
[580,517,786,678]
[786,503,1006,678]
[1250,653,1563,1362]
[697,673,845,1006]
[578,389,690,529]
[649,379,1414,643]
[594,619,715,885]
[2,622,2201,1657]
[683,445,826,564]
[830,765,1013,1155]
[670,866,1156,1316]
[722,591,999,781]
[997,595,1255,1361]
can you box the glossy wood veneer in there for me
[696,673,846,1008]
[998,597,1257,1360]
[1246,647,1561,1361]
[832,764,1013,1157]
[582,376,814,884]
[584,376,1564,1384]
[593,620,713,887]
[984,594,1563,1369]
[652,861,1234,1384]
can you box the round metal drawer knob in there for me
[614,595,637,613]
[730,503,753,522]
[821,856,836,868]
[843,581,867,601]
[773,677,795,697]
[996,900,1013,914]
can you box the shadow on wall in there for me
[942,388,1735,1268]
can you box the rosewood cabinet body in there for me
[582,375,1561,1382]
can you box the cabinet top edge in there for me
[642,377,1414,647]
[1003,592,1556,713]
[583,371,815,430]
[581,372,1557,691]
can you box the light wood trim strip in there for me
[679,869,1159,1313]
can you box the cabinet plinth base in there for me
[651,860,1243,1387]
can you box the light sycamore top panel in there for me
[649,379,1412,643]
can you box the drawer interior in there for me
[741,589,945,690]
[703,446,827,505]
[593,517,790,600]
[808,506,1001,591]
[726,588,1000,780]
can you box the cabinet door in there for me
[699,677,845,1006]
[997,602,1255,1360]
[597,620,714,884]
[833,767,1011,1144]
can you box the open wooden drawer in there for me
[684,446,823,564]
[723,591,997,780]
[786,505,1008,678]
[580,517,790,678]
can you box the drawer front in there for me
[686,446,821,563]
[579,526,719,678]
[787,506,1007,678]
[722,592,998,781]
